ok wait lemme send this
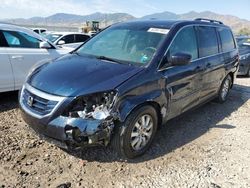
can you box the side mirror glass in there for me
[170,53,192,66]
[58,40,66,45]
[39,41,51,49]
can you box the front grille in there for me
[22,88,58,116]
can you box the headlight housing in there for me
[63,91,117,120]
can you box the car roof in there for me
[32,28,47,30]
[0,23,46,39]
[49,32,89,36]
[112,19,229,29]
[113,20,180,29]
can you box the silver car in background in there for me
[45,32,90,49]
[0,23,72,92]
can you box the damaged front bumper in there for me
[19,84,116,149]
[21,110,114,149]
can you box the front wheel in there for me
[217,75,232,103]
[111,105,158,159]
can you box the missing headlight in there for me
[63,91,117,120]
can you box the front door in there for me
[160,26,205,120]
[0,47,14,92]
[2,30,56,90]
[0,31,14,92]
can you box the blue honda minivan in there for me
[20,18,239,158]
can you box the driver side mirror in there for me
[58,40,66,45]
[169,53,192,66]
[39,41,51,49]
[160,52,192,70]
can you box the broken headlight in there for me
[64,91,117,120]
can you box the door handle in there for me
[11,55,23,60]
[206,63,211,68]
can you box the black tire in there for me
[111,105,158,159]
[217,75,232,103]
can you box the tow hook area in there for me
[64,117,114,148]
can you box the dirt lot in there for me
[0,78,249,188]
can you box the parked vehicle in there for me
[0,23,71,92]
[20,19,239,158]
[45,32,90,49]
[32,28,47,35]
[236,36,250,77]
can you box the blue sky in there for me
[1,0,250,20]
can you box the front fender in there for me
[116,89,166,122]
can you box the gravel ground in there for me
[0,78,249,188]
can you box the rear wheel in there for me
[217,75,232,103]
[111,105,158,159]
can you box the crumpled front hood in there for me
[28,54,143,97]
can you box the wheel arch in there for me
[117,99,163,126]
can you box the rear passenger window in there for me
[197,26,219,57]
[218,28,235,52]
[75,35,90,43]
[33,30,39,34]
[3,31,40,48]
[60,34,75,44]
[168,26,198,60]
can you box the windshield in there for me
[77,26,168,66]
[45,34,62,43]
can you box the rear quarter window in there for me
[197,26,219,57]
[60,34,75,44]
[218,28,235,52]
[75,34,90,43]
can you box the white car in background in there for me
[32,28,47,35]
[0,23,72,93]
[45,32,90,49]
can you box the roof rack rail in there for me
[195,18,224,25]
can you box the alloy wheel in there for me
[130,114,154,151]
[221,78,230,100]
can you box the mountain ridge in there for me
[2,11,250,32]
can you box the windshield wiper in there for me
[96,56,122,64]
[71,50,79,55]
